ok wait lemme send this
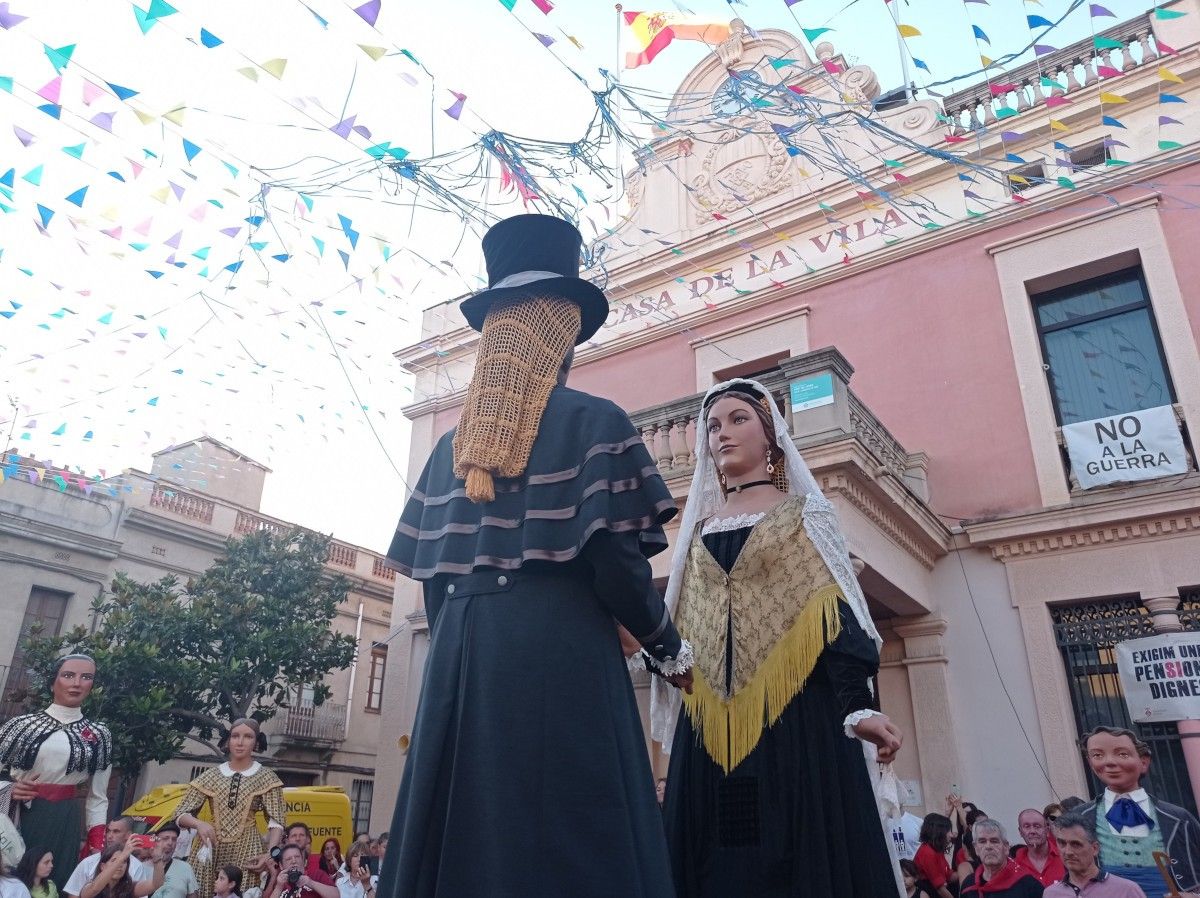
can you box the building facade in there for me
[0,436,396,833]
[376,2,1200,833]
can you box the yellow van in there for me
[124,784,353,848]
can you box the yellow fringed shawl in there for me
[675,496,845,773]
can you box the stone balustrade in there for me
[942,15,1159,134]
[149,485,215,524]
[629,351,918,493]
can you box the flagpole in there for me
[614,3,624,210]
[885,1,914,101]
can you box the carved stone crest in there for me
[688,127,793,221]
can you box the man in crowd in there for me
[265,844,338,898]
[1044,812,1149,897]
[284,823,335,886]
[960,819,1044,896]
[150,824,198,898]
[1015,809,1066,888]
[65,817,155,897]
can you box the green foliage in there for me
[17,528,357,775]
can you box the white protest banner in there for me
[1116,632,1200,723]
[1061,405,1187,489]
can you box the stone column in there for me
[894,617,964,813]
[1140,590,1200,813]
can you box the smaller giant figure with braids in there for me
[0,655,113,891]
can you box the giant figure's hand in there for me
[10,773,40,803]
[853,714,903,763]
[667,669,694,695]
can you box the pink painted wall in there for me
[418,164,1200,522]
[1156,167,1200,333]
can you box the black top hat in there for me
[459,214,609,345]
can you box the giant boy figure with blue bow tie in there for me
[1077,725,1200,897]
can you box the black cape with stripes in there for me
[386,385,678,580]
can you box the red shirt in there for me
[1014,844,1066,887]
[915,843,953,889]
[304,855,335,886]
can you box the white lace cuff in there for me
[646,640,694,678]
[844,708,884,739]
[626,652,647,672]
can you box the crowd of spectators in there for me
[0,818,388,898]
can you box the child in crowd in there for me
[213,866,241,898]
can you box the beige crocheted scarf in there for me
[452,295,581,502]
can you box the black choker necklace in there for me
[726,479,774,493]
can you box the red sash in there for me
[33,783,82,801]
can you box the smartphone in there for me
[131,834,155,851]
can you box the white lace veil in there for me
[649,377,881,750]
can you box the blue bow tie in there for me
[1107,796,1155,832]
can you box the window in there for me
[1067,138,1110,171]
[366,644,387,712]
[1009,161,1046,194]
[189,765,212,781]
[1033,267,1175,426]
[350,779,374,835]
[2,587,71,718]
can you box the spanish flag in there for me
[623,11,732,68]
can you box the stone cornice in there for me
[0,512,122,559]
[963,474,1200,560]
[397,150,1198,422]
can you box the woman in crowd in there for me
[317,843,342,882]
[914,813,957,898]
[14,848,55,898]
[650,379,904,898]
[213,866,242,898]
[174,719,285,898]
[335,844,375,898]
[79,842,161,898]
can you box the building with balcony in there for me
[375,2,1200,834]
[0,436,395,831]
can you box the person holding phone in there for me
[333,845,373,898]
[78,837,165,898]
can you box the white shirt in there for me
[0,879,32,898]
[12,704,112,829]
[64,853,153,897]
[334,866,376,898]
[1103,787,1153,838]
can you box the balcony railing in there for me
[943,14,1161,134]
[630,367,913,486]
[281,702,346,742]
[326,542,358,569]
[233,511,290,537]
[150,486,215,525]
[372,557,397,581]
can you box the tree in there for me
[17,527,358,801]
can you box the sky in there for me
[0,0,1156,552]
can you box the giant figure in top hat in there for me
[378,214,694,897]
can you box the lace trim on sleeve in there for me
[843,708,884,739]
[626,652,647,672]
[645,640,694,677]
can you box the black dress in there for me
[664,524,897,897]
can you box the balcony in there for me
[630,349,925,499]
[280,702,347,743]
[629,347,952,609]
[942,9,1180,134]
[150,485,215,525]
